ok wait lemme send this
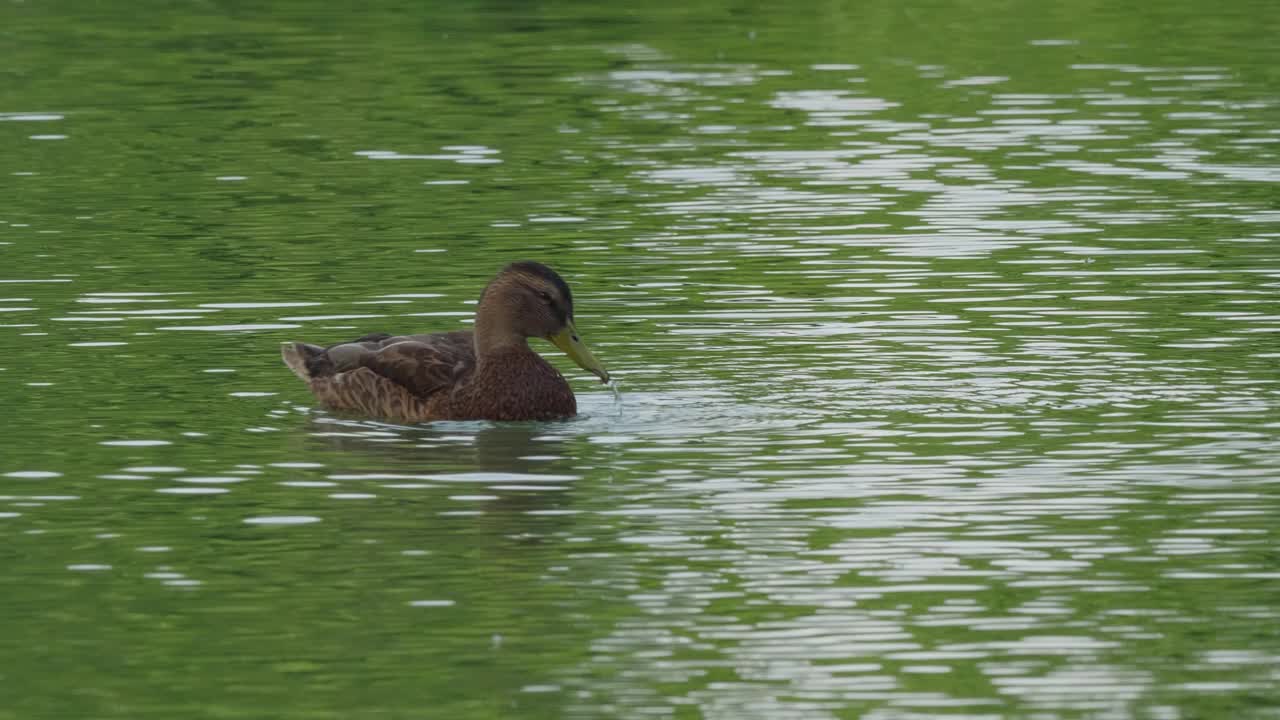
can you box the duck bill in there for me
[548,320,610,384]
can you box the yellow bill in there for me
[548,319,609,384]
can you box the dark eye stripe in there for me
[506,261,573,310]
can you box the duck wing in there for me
[350,331,476,398]
[283,330,476,406]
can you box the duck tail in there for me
[281,342,327,382]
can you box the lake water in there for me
[2,1,1279,718]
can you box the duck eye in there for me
[538,290,553,304]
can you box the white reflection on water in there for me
[243,515,321,525]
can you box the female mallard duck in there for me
[281,261,609,422]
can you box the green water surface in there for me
[2,0,1279,718]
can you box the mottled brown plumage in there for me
[281,262,609,422]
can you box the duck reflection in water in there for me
[299,416,583,517]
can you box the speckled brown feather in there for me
[448,346,576,421]
[309,366,434,421]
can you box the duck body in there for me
[281,262,607,423]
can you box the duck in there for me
[281,261,609,422]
